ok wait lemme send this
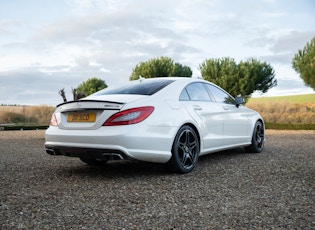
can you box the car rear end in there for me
[45,79,180,164]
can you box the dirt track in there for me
[0,130,314,229]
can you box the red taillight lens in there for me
[50,113,58,126]
[103,106,154,126]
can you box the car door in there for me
[180,83,224,149]
[204,84,250,146]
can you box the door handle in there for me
[222,106,229,111]
[194,105,202,111]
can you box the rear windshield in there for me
[94,79,174,96]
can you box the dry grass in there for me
[0,105,55,125]
[246,100,315,124]
[1,94,315,126]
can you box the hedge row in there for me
[0,125,49,131]
[265,123,315,130]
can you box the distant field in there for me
[248,93,315,104]
[1,94,315,130]
[0,105,54,126]
[246,94,315,129]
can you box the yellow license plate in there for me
[67,112,96,122]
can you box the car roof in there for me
[92,77,207,95]
[144,76,201,82]
[138,76,211,85]
[91,76,231,99]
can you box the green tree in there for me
[199,57,238,94]
[130,56,192,80]
[292,37,315,90]
[171,63,193,77]
[76,77,107,98]
[200,57,277,99]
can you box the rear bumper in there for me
[45,125,175,163]
[45,146,128,161]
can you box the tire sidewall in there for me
[169,125,200,174]
[251,121,264,153]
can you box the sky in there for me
[0,0,314,105]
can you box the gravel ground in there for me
[0,130,314,229]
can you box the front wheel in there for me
[168,125,200,174]
[245,120,265,153]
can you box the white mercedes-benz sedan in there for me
[45,77,265,173]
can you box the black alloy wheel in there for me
[168,125,200,174]
[245,120,265,153]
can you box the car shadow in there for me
[198,147,248,162]
[58,160,170,178]
[56,147,249,178]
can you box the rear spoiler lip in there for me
[56,99,124,107]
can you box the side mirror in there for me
[235,96,244,107]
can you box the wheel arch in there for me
[175,122,201,149]
[256,118,265,131]
[250,117,265,135]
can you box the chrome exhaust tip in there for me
[46,149,56,155]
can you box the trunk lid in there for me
[55,95,147,129]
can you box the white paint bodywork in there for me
[45,77,263,163]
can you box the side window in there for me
[183,83,211,101]
[205,84,235,104]
[179,89,190,101]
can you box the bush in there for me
[1,125,48,131]
[0,112,25,124]
[265,123,315,130]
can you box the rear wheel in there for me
[168,125,200,174]
[245,120,265,153]
[79,156,108,165]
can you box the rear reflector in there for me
[50,113,58,126]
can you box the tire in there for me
[245,120,265,153]
[168,125,200,174]
[79,156,108,166]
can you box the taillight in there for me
[50,113,58,126]
[103,106,154,126]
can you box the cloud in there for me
[263,78,314,96]
[0,19,22,36]
[0,59,132,105]
[1,0,315,105]
[246,29,315,65]
[66,0,131,16]
[0,69,59,105]
[28,2,201,79]
[270,30,315,54]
